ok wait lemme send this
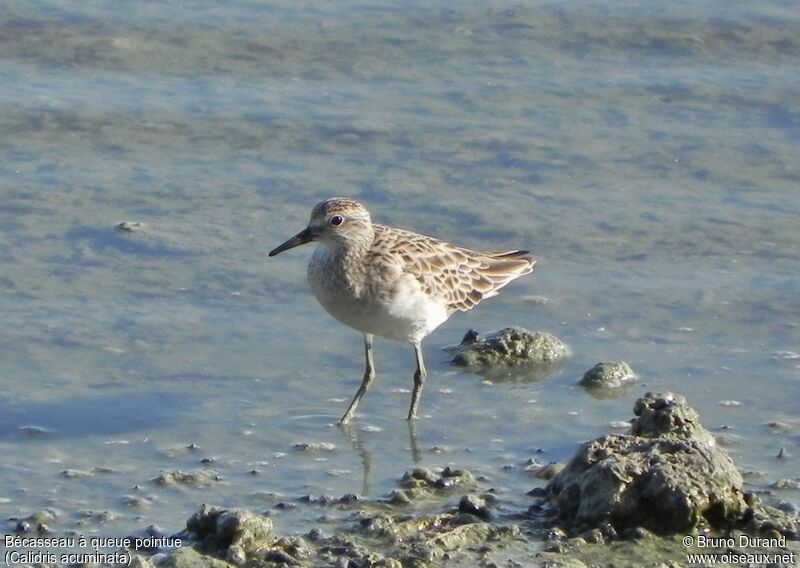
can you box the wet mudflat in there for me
[0,1,798,566]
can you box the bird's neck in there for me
[334,227,375,260]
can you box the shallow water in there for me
[0,0,798,550]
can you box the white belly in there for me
[307,247,448,343]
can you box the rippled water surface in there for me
[1,0,798,545]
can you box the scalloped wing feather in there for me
[371,225,535,313]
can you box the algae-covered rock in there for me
[579,361,637,389]
[547,393,748,535]
[128,555,158,568]
[525,460,565,481]
[12,510,55,534]
[398,466,476,495]
[458,494,491,520]
[116,221,145,232]
[315,533,403,567]
[154,469,219,487]
[548,434,747,535]
[739,494,799,537]
[631,391,715,446]
[186,505,273,557]
[257,536,312,565]
[352,509,519,566]
[161,546,232,568]
[447,327,568,377]
[292,441,336,453]
[537,557,589,568]
[423,520,494,559]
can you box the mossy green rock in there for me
[186,505,273,556]
[579,361,637,388]
[549,434,747,534]
[631,391,715,446]
[548,393,748,535]
[448,327,568,369]
[162,547,233,568]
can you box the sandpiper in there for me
[269,197,536,424]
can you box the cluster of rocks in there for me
[546,392,747,536]
[130,469,522,567]
[13,321,795,566]
[445,326,568,379]
[445,326,636,397]
[106,392,797,568]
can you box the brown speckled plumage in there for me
[269,197,536,423]
[369,224,534,313]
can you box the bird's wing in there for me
[371,225,535,313]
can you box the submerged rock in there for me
[446,327,568,376]
[547,392,747,535]
[740,494,799,537]
[458,494,492,520]
[116,221,145,232]
[579,361,637,389]
[398,466,476,495]
[525,460,565,481]
[12,510,54,534]
[292,441,336,453]
[153,469,219,487]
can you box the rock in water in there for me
[547,392,747,535]
[447,327,568,379]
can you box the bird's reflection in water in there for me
[336,419,423,497]
[407,420,422,464]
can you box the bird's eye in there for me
[329,215,344,226]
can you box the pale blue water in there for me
[0,0,798,547]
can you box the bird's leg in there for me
[407,419,421,463]
[339,333,375,425]
[407,340,427,420]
